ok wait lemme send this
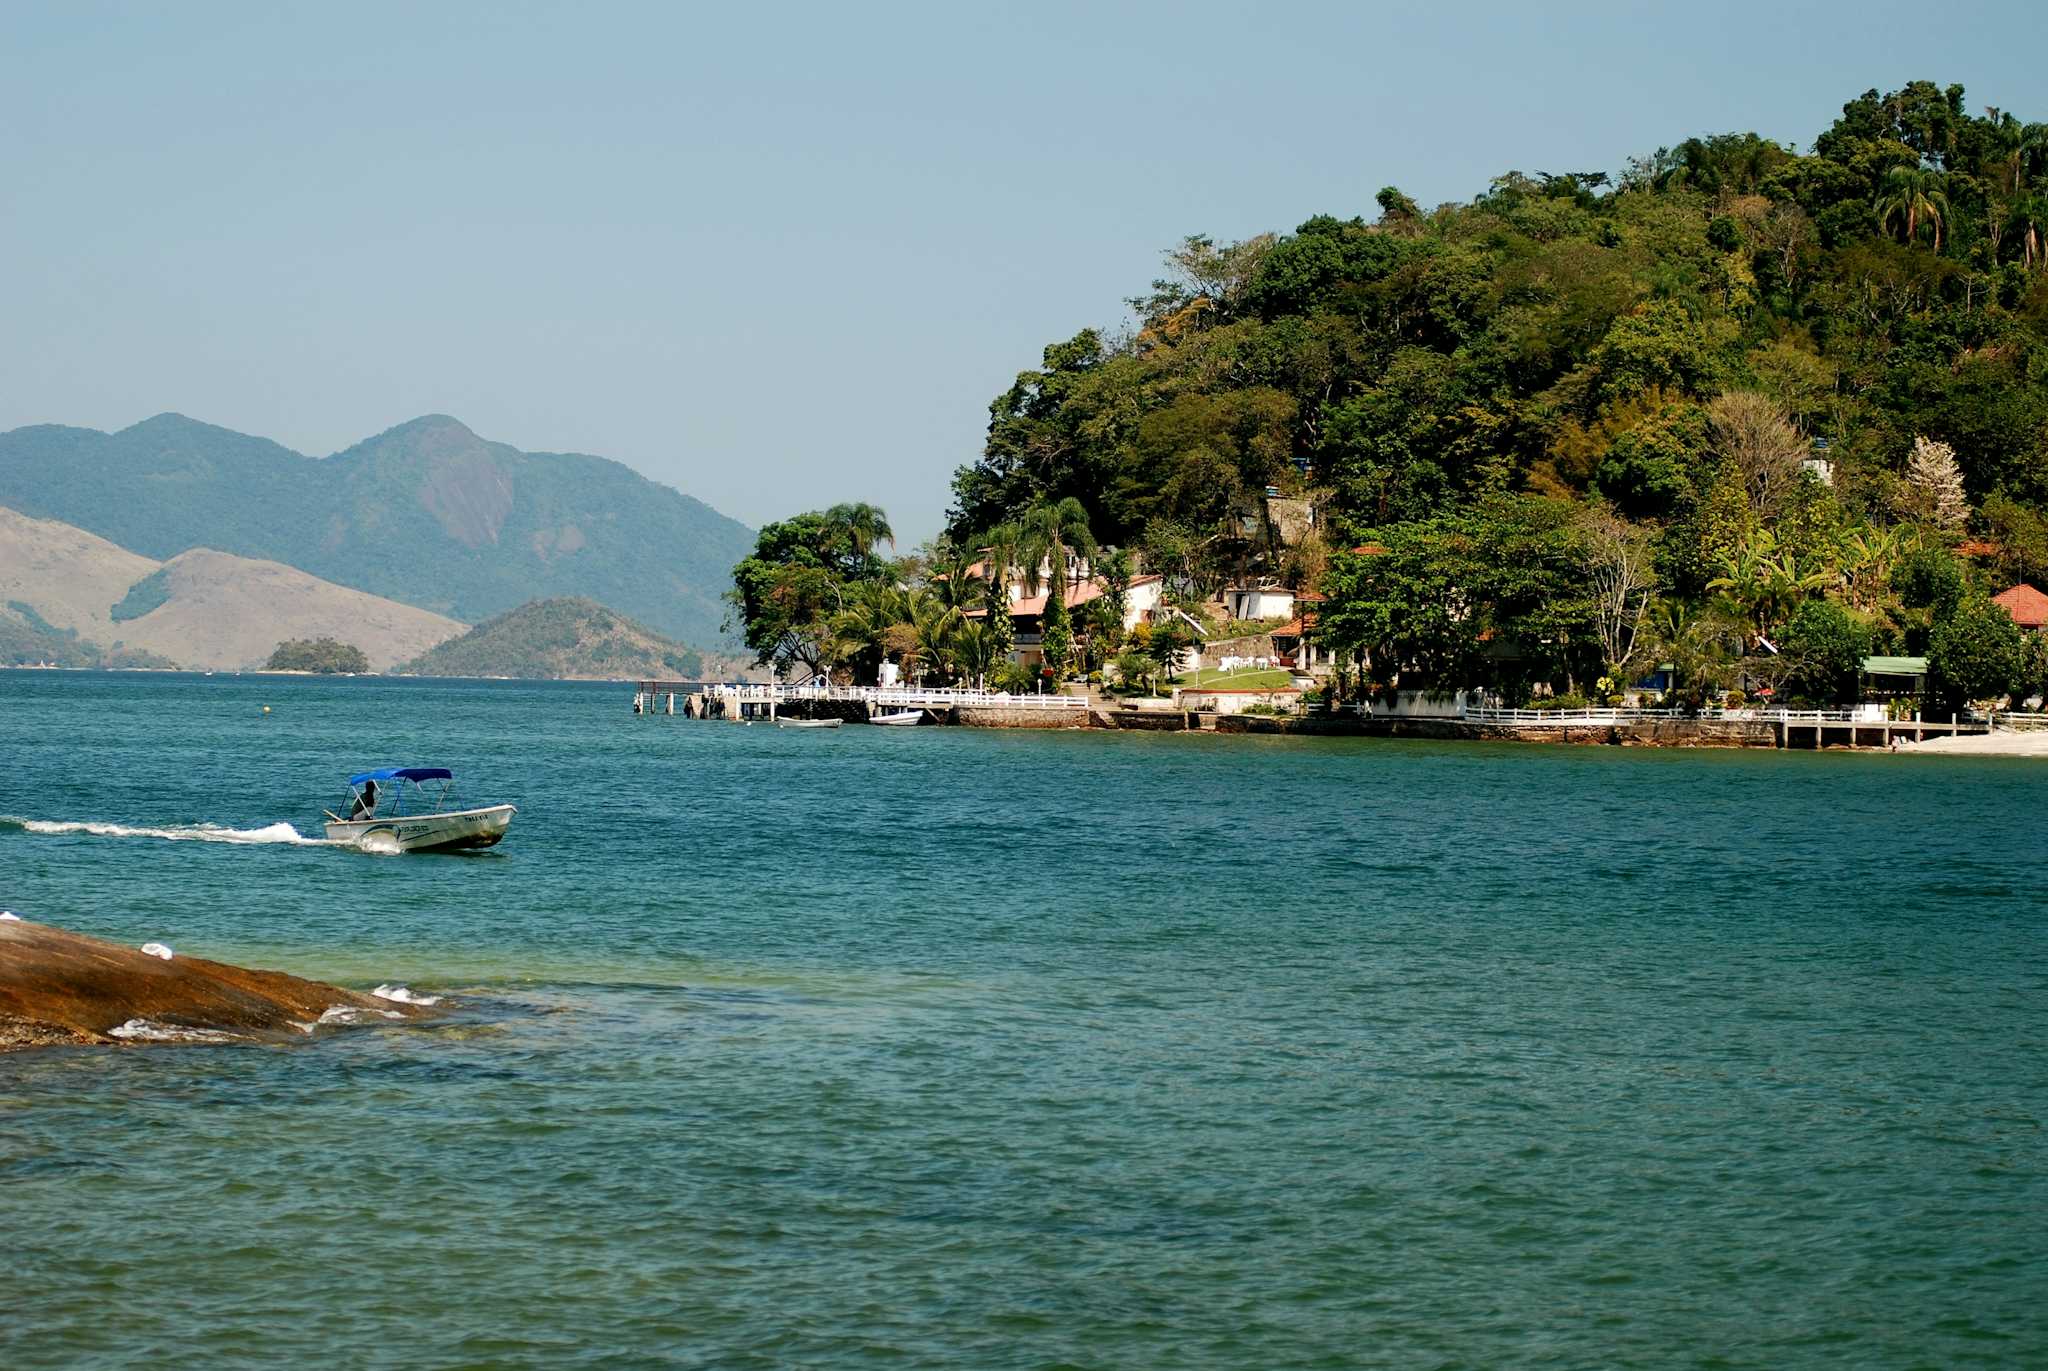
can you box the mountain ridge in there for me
[0,505,467,670]
[0,412,753,644]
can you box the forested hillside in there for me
[0,414,752,647]
[928,80,2048,707]
[399,597,709,680]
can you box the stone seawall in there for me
[1093,709,1194,731]
[954,705,1091,729]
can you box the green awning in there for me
[1861,655,1927,675]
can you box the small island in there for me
[267,636,370,673]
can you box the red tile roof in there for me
[1009,581,1108,616]
[1992,583,2048,629]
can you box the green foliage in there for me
[1777,599,1871,703]
[1319,497,1599,693]
[1927,594,2028,708]
[109,568,172,623]
[727,505,899,676]
[267,637,370,674]
[1893,545,1967,615]
[936,79,2048,608]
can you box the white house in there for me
[1221,584,1296,623]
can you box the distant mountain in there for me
[400,597,710,679]
[0,505,466,670]
[0,413,754,645]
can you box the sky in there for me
[3,1,2044,544]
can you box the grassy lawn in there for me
[1172,666,1297,690]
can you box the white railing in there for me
[664,682,1088,711]
[1461,706,1681,726]
[1464,705,1965,728]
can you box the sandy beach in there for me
[1896,730,2048,757]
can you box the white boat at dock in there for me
[869,711,924,726]
[775,717,842,729]
[323,767,515,852]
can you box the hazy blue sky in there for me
[4,2,2042,541]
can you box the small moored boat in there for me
[869,711,924,726]
[323,767,515,852]
[775,717,842,729]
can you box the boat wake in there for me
[0,816,334,846]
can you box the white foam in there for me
[9,817,332,846]
[107,1018,237,1044]
[353,830,403,855]
[317,1003,403,1025]
[0,911,20,921]
[139,942,174,960]
[371,984,443,1006]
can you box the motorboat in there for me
[869,711,924,726]
[775,717,842,729]
[323,767,515,852]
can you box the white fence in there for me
[654,682,1089,712]
[1459,705,1904,727]
[1462,706,1680,726]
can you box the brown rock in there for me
[0,918,435,1051]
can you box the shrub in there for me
[1533,692,1589,711]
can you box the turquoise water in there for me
[3,672,2045,1369]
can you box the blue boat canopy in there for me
[349,767,453,786]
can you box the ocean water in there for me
[2,671,2045,1369]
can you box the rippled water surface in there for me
[3,671,2045,1368]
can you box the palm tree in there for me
[929,544,983,612]
[948,619,1003,688]
[1014,498,1098,679]
[1646,599,1745,706]
[903,592,963,683]
[1985,110,2047,197]
[1706,538,1773,636]
[1875,165,1951,250]
[827,580,909,683]
[2009,192,2047,269]
[1014,497,1100,607]
[825,502,895,564]
[1836,526,1909,613]
[977,520,1022,603]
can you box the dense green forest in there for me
[737,82,2048,708]
[266,638,370,674]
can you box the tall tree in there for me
[1898,436,1969,535]
[1874,164,1951,249]
[1015,497,1101,618]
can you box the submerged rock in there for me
[0,918,438,1052]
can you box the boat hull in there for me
[324,804,516,852]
